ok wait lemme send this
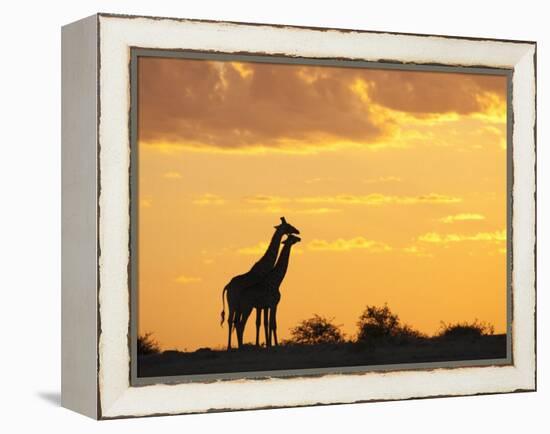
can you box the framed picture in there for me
[61,13,536,419]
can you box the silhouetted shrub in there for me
[356,304,425,344]
[437,320,495,340]
[137,332,161,355]
[290,315,345,345]
[356,304,399,341]
[393,323,427,344]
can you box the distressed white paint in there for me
[97,14,536,418]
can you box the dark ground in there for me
[138,334,507,378]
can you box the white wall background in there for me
[0,0,546,431]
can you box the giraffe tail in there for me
[220,285,228,327]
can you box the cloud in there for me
[174,274,202,284]
[237,241,304,256]
[355,70,506,116]
[307,237,391,252]
[304,177,326,184]
[138,57,506,153]
[163,171,182,179]
[418,230,505,244]
[240,206,287,214]
[240,193,459,214]
[245,195,290,204]
[192,193,226,205]
[239,237,391,256]
[363,176,402,184]
[296,193,461,206]
[402,245,433,258]
[439,213,485,223]
[239,205,341,215]
[297,208,341,215]
[138,58,384,152]
[244,193,460,207]
[237,241,269,256]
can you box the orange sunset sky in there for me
[137,56,508,351]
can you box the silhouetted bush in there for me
[290,314,345,345]
[357,304,399,341]
[137,332,161,355]
[437,320,495,340]
[356,304,425,344]
[393,323,427,343]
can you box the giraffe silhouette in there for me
[220,217,300,350]
[236,234,301,348]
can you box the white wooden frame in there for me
[61,13,536,419]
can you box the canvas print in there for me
[133,53,509,379]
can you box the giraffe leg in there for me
[263,308,270,348]
[255,308,262,347]
[235,310,243,348]
[227,307,235,351]
[237,307,253,348]
[268,309,273,348]
[270,305,278,347]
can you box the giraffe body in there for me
[221,218,299,350]
[235,235,301,348]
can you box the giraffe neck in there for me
[271,243,293,285]
[249,228,284,274]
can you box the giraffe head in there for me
[275,216,300,235]
[282,234,301,246]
